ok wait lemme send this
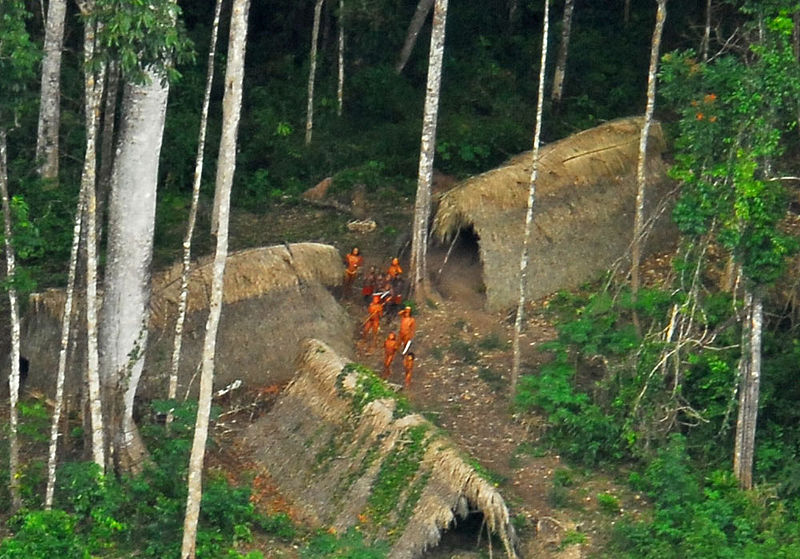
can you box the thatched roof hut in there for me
[433,117,676,310]
[244,339,519,559]
[18,243,351,398]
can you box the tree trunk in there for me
[98,60,120,214]
[45,186,85,508]
[100,68,169,474]
[36,0,67,184]
[395,0,434,74]
[701,0,712,62]
[733,289,762,490]
[409,0,448,300]
[337,0,344,117]
[76,2,107,473]
[304,0,325,145]
[1,129,22,512]
[551,0,575,106]
[168,0,224,425]
[630,0,666,330]
[181,0,250,556]
[511,0,550,395]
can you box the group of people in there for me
[342,247,416,388]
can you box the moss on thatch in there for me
[432,117,676,310]
[245,339,519,559]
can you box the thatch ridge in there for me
[28,242,343,330]
[433,116,667,242]
[245,339,519,559]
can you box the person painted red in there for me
[382,332,400,379]
[361,294,384,350]
[398,306,416,352]
[387,257,403,279]
[343,247,364,296]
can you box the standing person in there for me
[343,247,364,297]
[398,306,416,353]
[382,332,400,379]
[387,257,403,280]
[361,294,384,351]
[403,352,415,389]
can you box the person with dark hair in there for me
[361,294,384,351]
[398,306,416,353]
[343,247,364,297]
[403,352,415,389]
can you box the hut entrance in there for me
[424,509,502,558]
[431,226,485,309]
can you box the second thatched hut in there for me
[433,116,676,310]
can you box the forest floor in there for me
[202,188,656,559]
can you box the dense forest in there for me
[3,0,800,557]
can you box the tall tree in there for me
[168,0,224,424]
[409,0,448,299]
[35,0,67,184]
[304,0,325,145]
[551,0,575,106]
[1,0,39,512]
[96,0,189,473]
[395,0,434,74]
[181,0,250,555]
[510,0,550,394]
[630,0,667,330]
[76,0,107,472]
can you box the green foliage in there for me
[0,0,39,126]
[0,510,89,559]
[301,527,389,559]
[91,0,194,84]
[366,424,428,530]
[338,363,411,417]
[596,492,621,514]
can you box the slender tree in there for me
[409,0,448,299]
[1,131,22,512]
[630,0,666,329]
[181,0,250,555]
[337,0,344,116]
[510,0,550,394]
[76,0,107,471]
[168,0,224,425]
[45,184,85,508]
[395,0,434,74]
[35,0,67,184]
[304,0,325,145]
[701,0,712,62]
[551,0,575,106]
[1,0,39,511]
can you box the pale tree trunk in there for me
[77,1,107,472]
[624,0,630,25]
[395,0,434,74]
[510,0,550,395]
[100,67,170,473]
[45,188,84,508]
[304,0,325,145]
[630,0,666,330]
[181,0,250,556]
[337,0,344,117]
[168,0,224,426]
[551,0,574,106]
[1,129,22,512]
[701,0,712,62]
[36,0,67,184]
[733,289,762,490]
[409,0,448,300]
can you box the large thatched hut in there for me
[245,339,519,559]
[16,243,351,398]
[433,117,676,310]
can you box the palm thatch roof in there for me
[244,339,519,559]
[20,243,351,397]
[433,116,675,310]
